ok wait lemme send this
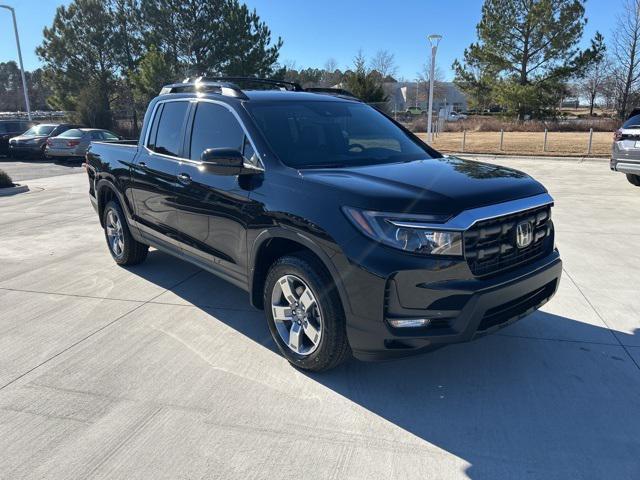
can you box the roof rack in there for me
[303,87,360,100]
[159,78,249,99]
[195,76,304,92]
[158,76,362,102]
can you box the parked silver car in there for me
[611,112,640,187]
[9,123,82,158]
[45,128,120,160]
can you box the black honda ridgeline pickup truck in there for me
[86,77,561,371]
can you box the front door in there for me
[174,101,255,284]
[130,101,189,246]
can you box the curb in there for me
[0,184,29,196]
[449,153,609,163]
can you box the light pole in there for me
[427,34,442,142]
[1,4,32,121]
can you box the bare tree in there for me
[600,72,619,110]
[370,50,397,80]
[612,0,640,118]
[321,58,341,86]
[578,56,610,116]
[324,58,338,72]
[416,63,447,103]
[282,59,298,71]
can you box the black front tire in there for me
[626,173,640,186]
[103,200,149,266]
[264,253,351,372]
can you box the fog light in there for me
[388,318,431,328]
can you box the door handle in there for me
[177,173,192,184]
[138,161,147,168]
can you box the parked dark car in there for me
[45,128,120,160]
[85,77,561,371]
[9,123,82,158]
[0,119,33,156]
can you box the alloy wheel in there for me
[271,274,322,356]
[105,209,125,258]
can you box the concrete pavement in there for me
[0,158,639,479]
[0,158,84,182]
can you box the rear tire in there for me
[626,173,640,186]
[103,200,148,265]
[264,253,351,372]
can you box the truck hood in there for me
[299,156,547,216]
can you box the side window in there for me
[189,103,244,160]
[243,136,259,167]
[153,101,189,157]
[102,131,119,140]
[90,131,103,140]
[147,103,163,151]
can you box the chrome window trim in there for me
[386,193,554,231]
[142,97,264,170]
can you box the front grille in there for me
[464,205,553,277]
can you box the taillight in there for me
[67,139,80,147]
[614,129,623,141]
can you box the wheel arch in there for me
[95,179,134,228]
[249,229,352,316]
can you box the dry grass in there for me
[419,131,612,157]
[406,116,618,133]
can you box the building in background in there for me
[386,81,468,114]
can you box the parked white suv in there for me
[611,112,640,187]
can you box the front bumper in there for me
[339,243,561,361]
[9,144,45,157]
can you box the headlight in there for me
[343,207,463,256]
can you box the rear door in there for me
[173,100,255,283]
[129,100,189,247]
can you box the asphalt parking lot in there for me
[1,156,639,479]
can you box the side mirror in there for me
[200,148,245,175]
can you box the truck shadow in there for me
[131,250,640,479]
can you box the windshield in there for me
[246,101,434,168]
[23,125,56,136]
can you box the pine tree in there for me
[453,0,603,119]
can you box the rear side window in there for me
[58,129,83,138]
[53,125,77,136]
[90,131,103,140]
[102,131,119,140]
[189,103,244,160]
[153,102,189,157]
[623,115,640,129]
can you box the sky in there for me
[0,0,620,81]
